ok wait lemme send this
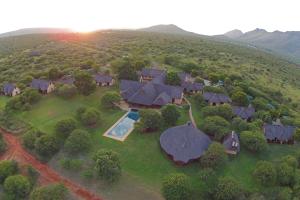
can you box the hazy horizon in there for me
[1,0,300,35]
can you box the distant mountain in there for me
[0,28,72,38]
[221,28,300,62]
[224,29,243,39]
[138,24,199,36]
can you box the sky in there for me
[1,0,300,35]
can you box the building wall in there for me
[12,88,21,96]
[47,83,55,93]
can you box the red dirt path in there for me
[0,128,102,200]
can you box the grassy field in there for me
[2,88,298,199]
[0,96,8,110]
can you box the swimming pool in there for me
[103,110,140,141]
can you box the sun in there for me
[71,25,96,33]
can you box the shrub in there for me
[276,163,295,186]
[29,184,67,200]
[193,93,207,108]
[93,149,121,182]
[74,72,96,96]
[200,142,227,169]
[162,173,191,200]
[56,84,77,99]
[161,105,181,125]
[281,155,298,169]
[64,129,91,154]
[34,134,60,158]
[22,129,45,150]
[202,104,233,120]
[54,118,77,139]
[214,177,243,200]
[232,117,249,132]
[4,175,31,200]
[0,160,18,183]
[294,128,300,142]
[80,108,101,126]
[240,131,267,153]
[139,109,163,132]
[202,116,230,141]
[165,72,181,86]
[253,161,277,186]
[231,90,249,106]
[101,92,121,109]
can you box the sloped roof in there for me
[153,92,172,106]
[94,74,113,83]
[223,132,240,153]
[141,68,165,78]
[182,82,204,92]
[31,79,51,91]
[232,106,255,120]
[120,80,183,106]
[58,75,74,85]
[3,83,16,94]
[203,92,231,104]
[160,123,212,164]
[263,124,295,141]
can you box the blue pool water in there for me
[107,111,140,139]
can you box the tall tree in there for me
[74,72,96,96]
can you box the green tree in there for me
[162,173,191,200]
[4,175,31,200]
[232,117,249,133]
[214,177,243,200]
[193,93,207,108]
[202,104,233,120]
[200,142,227,169]
[231,90,248,106]
[294,128,300,142]
[281,155,298,169]
[54,118,77,139]
[48,67,61,80]
[0,160,18,183]
[111,58,138,80]
[74,72,96,96]
[22,129,45,150]
[29,184,67,200]
[277,187,292,200]
[64,129,91,154]
[80,108,101,126]
[276,163,295,186]
[93,149,121,182]
[101,92,121,109]
[35,134,60,158]
[139,109,163,132]
[240,131,267,153]
[252,97,269,111]
[161,105,181,125]
[202,116,230,141]
[165,72,181,86]
[253,161,277,186]
[0,134,6,153]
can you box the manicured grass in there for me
[0,96,8,110]
[11,90,300,199]
[16,87,124,133]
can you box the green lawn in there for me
[0,96,8,110]
[10,89,300,199]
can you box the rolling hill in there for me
[0,28,72,38]
[138,24,199,36]
[222,28,300,62]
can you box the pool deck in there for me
[103,111,135,142]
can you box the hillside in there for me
[222,28,300,62]
[0,30,299,111]
[138,24,198,36]
[0,28,72,38]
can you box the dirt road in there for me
[0,128,102,200]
